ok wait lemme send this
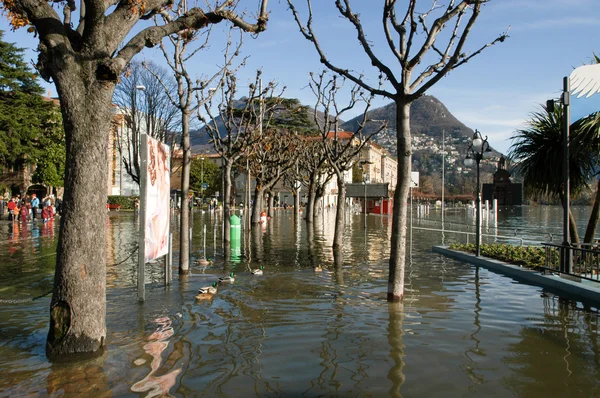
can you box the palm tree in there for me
[572,111,600,243]
[509,104,600,243]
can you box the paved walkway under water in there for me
[433,245,600,307]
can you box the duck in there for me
[195,257,213,266]
[313,265,323,272]
[219,272,236,283]
[195,282,218,299]
[251,265,264,275]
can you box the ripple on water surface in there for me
[0,210,599,397]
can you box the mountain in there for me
[341,95,474,143]
[190,98,341,154]
[341,95,503,189]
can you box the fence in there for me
[542,243,600,283]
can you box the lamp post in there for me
[359,160,372,229]
[464,130,492,257]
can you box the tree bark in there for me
[388,99,411,302]
[252,186,266,223]
[223,161,233,253]
[332,172,346,250]
[47,66,113,358]
[292,188,301,220]
[584,179,600,244]
[305,176,317,223]
[267,191,274,217]
[569,209,580,244]
[179,110,191,272]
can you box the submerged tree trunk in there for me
[267,191,274,218]
[252,186,266,224]
[305,177,317,223]
[333,173,346,250]
[223,162,233,249]
[47,68,113,358]
[292,188,300,220]
[388,100,411,302]
[179,110,191,272]
[584,179,600,244]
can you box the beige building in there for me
[359,142,397,193]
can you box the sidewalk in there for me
[433,245,600,306]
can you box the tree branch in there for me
[287,0,395,99]
[334,0,401,90]
[104,1,268,80]
[413,3,508,96]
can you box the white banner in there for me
[144,136,170,262]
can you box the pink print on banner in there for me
[144,137,170,262]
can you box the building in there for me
[482,156,523,205]
[359,141,398,192]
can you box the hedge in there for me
[448,243,548,269]
[107,195,138,210]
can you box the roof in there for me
[325,131,354,140]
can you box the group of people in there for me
[2,193,62,223]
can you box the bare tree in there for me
[289,0,507,300]
[113,61,179,185]
[198,70,279,249]
[247,126,298,224]
[297,139,333,222]
[310,71,385,249]
[152,4,247,272]
[282,154,304,218]
[4,0,269,358]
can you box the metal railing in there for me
[542,243,600,283]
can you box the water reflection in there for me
[502,295,600,397]
[462,267,484,390]
[131,316,181,397]
[45,357,111,396]
[387,302,405,397]
[1,207,600,396]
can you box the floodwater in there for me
[0,206,599,397]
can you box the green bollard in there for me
[230,215,241,262]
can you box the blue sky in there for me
[2,0,600,154]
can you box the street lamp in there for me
[464,130,492,257]
[359,160,372,229]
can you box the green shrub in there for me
[448,243,546,269]
[107,195,138,210]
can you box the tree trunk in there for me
[315,191,324,219]
[223,162,233,253]
[267,191,274,218]
[252,186,266,224]
[179,110,191,272]
[305,177,317,222]
[388,99,411,302]
[584,179,600,244]
[292,188,300,220]
[333,172,346,250]
[569,209,580,244]
[46,70,113,358]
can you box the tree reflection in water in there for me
[387,301,406,397]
